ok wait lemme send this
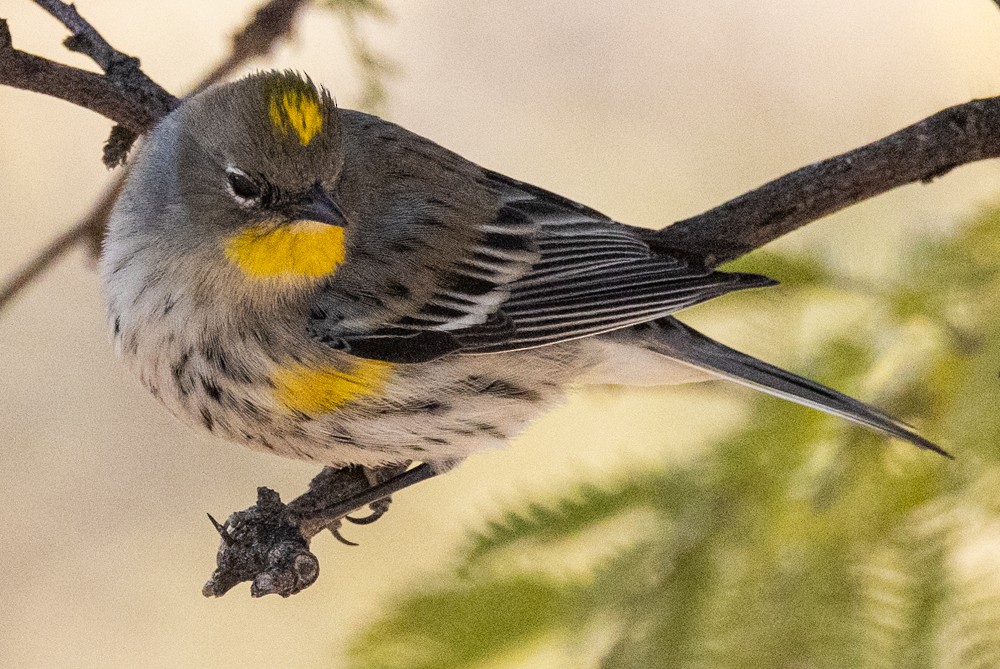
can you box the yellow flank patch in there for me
[269,91,323,145]
[273,360,395,415]
[225,220,346,279]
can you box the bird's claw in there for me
[329,520,360,546]
[346,496,392,525]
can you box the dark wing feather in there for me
[391,204,540,331]
[454,255,773,354]
[316,168,775,362]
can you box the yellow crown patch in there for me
[266,79,324,145]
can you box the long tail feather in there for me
[648,317,950,457]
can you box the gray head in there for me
[107,71,350,292]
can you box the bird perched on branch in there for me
[101,71,946,501]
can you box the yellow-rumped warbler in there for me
[100,71,945,483]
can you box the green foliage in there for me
[351,576,575,669]
[348,206,1000,668]
[724,250,837,290]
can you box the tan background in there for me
[2,0,1000,666]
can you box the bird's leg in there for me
[344,466,399,525]
[290,462,408,539]
[306,462,446,528]
[326,457,466,528]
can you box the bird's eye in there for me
[226,168,263,203]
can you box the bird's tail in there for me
[647,317,949,457]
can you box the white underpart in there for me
[574,338,712,387]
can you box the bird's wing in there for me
[310,168,774,363]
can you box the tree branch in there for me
[0,18,165,133]
[0,219,92,310]
[31,0,176,119]
[203,464,406,598]
[659,98,1000,266]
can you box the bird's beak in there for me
[286,183,348,228]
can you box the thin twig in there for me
[0,175,117,313]
[29,0,177,165]
[193,0,308,94]
[31,0,175,118]
[337,3,396,113]
[0,19,160,132]
[0,221,90,311]
[33,0,129,71]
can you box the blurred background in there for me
[3,0,1000,666]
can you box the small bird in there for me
[101,71,945,504]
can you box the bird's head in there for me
[112,71,353,289]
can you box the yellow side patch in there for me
[273,360,395,415]
[225,221,346,279]
[269,91,323,145]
